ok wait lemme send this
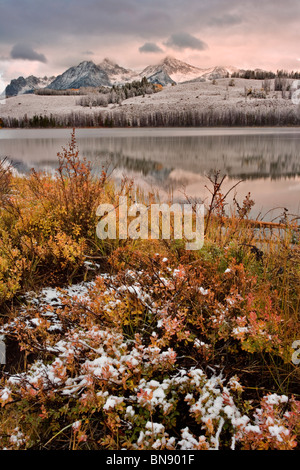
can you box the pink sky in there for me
[1,0,300,85]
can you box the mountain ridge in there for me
[98,58,137,84]
[4,75,55,97]
[48,60,111,90]
[2,57,248,96]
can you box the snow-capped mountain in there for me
[182,65,239,83]
[4,57,240,97]
[199,65,238,80]
[5,75,55,97]
[139,56,206,84]
[48,61,111,90]
[98,58,137,84]
[138,57,238,84]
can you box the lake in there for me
[0,127,300,221]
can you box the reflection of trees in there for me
[82,134,300,180]
[2,132,300,182]
[227,172,300,181]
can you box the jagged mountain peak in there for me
[140,56,206,84]
[99,57,120,69]
[160,56,200,69]
[98,58,137,84]
[48,60,111,90]
[4,75,56,97]
[71,60,96,69]
[102,57,115,65]
[99,57,133,73]
[4,56,243,95]
[160,55,179,65]
[100,57,123,68]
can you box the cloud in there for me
[208,13,243,27]
[0,0,299,77]
[10,44,47,63]
[164,32,208,51]
[139,42,163,53]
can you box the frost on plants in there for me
[0,259,299,450]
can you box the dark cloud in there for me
[0,0,299,49]
[10,43,47,63]
[1,0,300,43]
[0,0,172,44]
[164,32,208,51]
[0,0,300,75]
[139,42,163,53]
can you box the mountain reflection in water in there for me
[1,128,300,218]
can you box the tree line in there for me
[232,69,300,80]
[76,78,158,107]
[2,104,300,129]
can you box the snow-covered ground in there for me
[0,267,296,450]
[0,94,112,119]
[118,78,295,121]
[0,78,296,122]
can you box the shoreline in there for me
[2,123,300,130]
[2,124,300,130]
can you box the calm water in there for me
[1,127,300,220]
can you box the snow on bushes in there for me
[0,260,299,450]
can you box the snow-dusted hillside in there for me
[1,77,295,123]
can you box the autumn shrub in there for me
[0,231,24,303]
[0,158,12,204]
[0,130,117,302]
[104,247,295,359]
[25,129,108,241]
[0,261,299,450]
[0,219,299,450]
